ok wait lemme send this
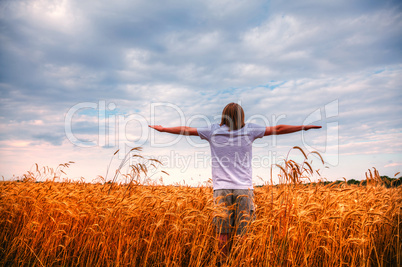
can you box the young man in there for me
[149,103,321,258]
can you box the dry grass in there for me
[1,147,401,266]
[0,180,401,266]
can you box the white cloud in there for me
[384,162,402,168]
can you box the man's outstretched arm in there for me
[148,125,199,136]
[264,125,321,136]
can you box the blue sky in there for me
[0,0,401,185]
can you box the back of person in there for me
[198,123,265,190]
[148,102,321,261]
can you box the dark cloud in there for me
[0,0,401,180]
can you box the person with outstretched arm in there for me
[149,102,321,261]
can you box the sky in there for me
[0,0,401,185]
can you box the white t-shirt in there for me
[197,123,266,190]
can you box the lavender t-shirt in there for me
[197,123,266,190]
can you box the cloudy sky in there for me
[0,0,401,185]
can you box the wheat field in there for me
[1,179,401,266]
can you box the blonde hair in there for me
[220,103,245,131]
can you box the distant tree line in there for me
[318,176,402,188]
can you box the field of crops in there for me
[1,180,401,266]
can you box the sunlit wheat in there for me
[0,148,401,266]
